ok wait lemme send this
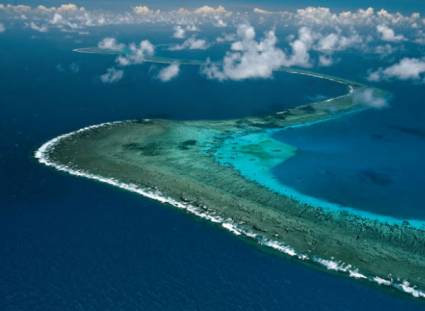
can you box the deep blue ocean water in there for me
[1,27,425,311]
[273,88,425,220]
[272,52,425,222]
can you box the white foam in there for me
[315,258,351,272]
[261,239,297,257]
[373,276,392,286]
[222,222,242,235]
[349,270,367,279]
[35,123,425,300]
[396,281,425,298]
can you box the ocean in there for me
[1,26,424,311]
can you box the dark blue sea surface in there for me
[273,79,425,221]
[1,29,424,311]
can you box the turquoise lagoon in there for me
[215,97,425,229]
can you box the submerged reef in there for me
[36,54,425,299]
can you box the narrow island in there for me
[36,53,425,300]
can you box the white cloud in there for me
[204,24,364,80]
[367,71,381,82]
[172,24,199,39]
[55,4,79,13]
[133,5,152,15]
[97,38,155,83]
[353,88,388,108]
[283,26,314,67]
[296,6,337,24]
[158,63,180,82]
[413,29,425,45]
[213,18,227,28]
[185,24,199,32]
[253,8,274,15]
[376,24,405,42]
[284,27,363,67]
[373,44,396,56]
[0,4,32,13]
[193,5,227,15]
[98,37,125,51]
[100,67,124,83]
[216,33,237,43]
[294,6,421,29]
[170,37,209,50]
[368,58,425,81]
[315,32,362,53]
[202,24,286,80]
[319,55,334,66]
[173,25,185,39]
[28,22,48,32]
[0,23,5,32]
[116,40,154,66]
[0,4,421,48]
[316,33,339,51]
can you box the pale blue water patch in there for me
[215,131,297,175]
[215,127,425,229]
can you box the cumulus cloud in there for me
[202,24,286,80]
[193,5,227,15]
[283,26,315,67]
[373,44,396,56]
[285,27,364,67]
[368,58,425,82]
[28,22,48,32]
[253,8,274,15]
[173,25,186,39]
[172,24,199,39]
[204,23,366,80]
[376,24,405,42]
[0,23,5,33]
[353,88,388,109]
[116,40,154,66]
[98,37,125,51]
[55,3,79,13]
[316,32,362,53]
[216,33,237,43]
[213,17,227,28]
[158,63,180,82]
[294,6,421,29]
[96,38,155,83]
[133,5,152,15]
[0,3,421,50]
[0,3,231,33]
[310,31,362,66]
[318,55,334,66]
[170,37,209,50]
[100,67,124,83]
